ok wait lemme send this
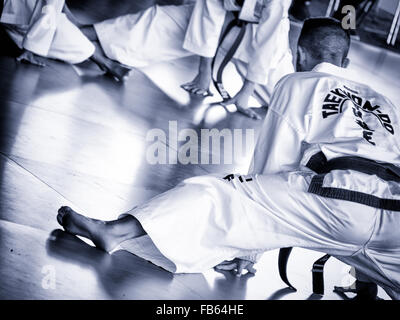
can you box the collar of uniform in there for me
[311,62,346,77]
[311,62,370,87]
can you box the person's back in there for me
[253,64,400,172]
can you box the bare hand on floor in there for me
[221,80,261,120]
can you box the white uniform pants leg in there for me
[1,0,55,52]
[45,13,95,64]
[94,4,195,68]
[22,0,65,56]
[255,173,400,299]
[119,172,400,299]
[334,239,400,300]
[3,0,94,64]
[182,0,228,58]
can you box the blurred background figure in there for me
[0,0,94,66]
[0,0,130,80]
[80,0,295,118]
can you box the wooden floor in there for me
[0,0,398,300]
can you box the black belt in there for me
[278,152,400,295]
[211,14,248,101]
[307,151,400,212]
[278,249,331,295]
[306,151,400,182]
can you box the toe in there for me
[57,210,65,226]
[194,89,212,97]
[57,206,71,226]
[181,84,194,91]
[192,88,207,95]
[181,81,194,88]
[191,88,202,95]
[59,206,71,213]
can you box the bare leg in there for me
[181,56,213,97]
[89,40,131,81]
[80,25,98,42]
[63,4,84,28]
[77,24,130,81]
[57,206,146,252]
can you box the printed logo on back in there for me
[321,86,394,146]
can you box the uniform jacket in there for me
[250,62,400,202]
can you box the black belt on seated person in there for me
[306,151,400,212]
[278,152,400,296]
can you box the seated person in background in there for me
[0,0,130,81]
[57,18,400,299]
[80,0,295,119]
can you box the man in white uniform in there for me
[0,0,130,80]
[82,0,294,118]
[57,18,400,299]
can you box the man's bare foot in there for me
[181,56,213,97]
[109,62,131,82]
[99,60,131,82]
[57,206,121,252]
[16,51,46,67]
[90,41,131,82]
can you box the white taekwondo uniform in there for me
[119,62,400,300]
[94,0,294,99]
[0,0,94,64]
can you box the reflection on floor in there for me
[0,0,397,300]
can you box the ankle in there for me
[81,25,97,41]
[102,220,127,239]
[199,57,212,71]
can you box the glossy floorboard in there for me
[0,0,397,300]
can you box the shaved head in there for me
[296,17,351,71]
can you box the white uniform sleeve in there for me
[249,78,307,174]
[245,0,287,84]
